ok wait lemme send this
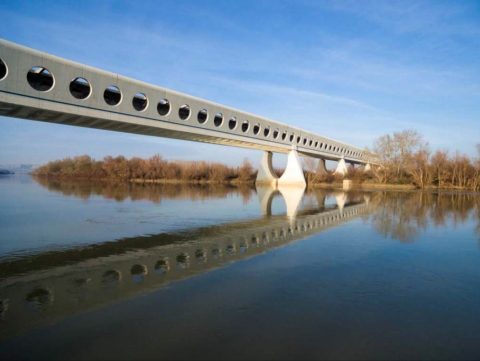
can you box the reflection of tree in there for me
[33,177,254,204]
[369,191,479,243]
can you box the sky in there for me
[0,0,479,167]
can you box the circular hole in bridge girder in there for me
[104,85,122,106]
[69,77,91,100]
[179,104,191,120]
[0,58,8,81]
[214,112,223,127]
[27,66,54,91]
[241,120,249,132]
[132,92,148,111]
[197,108,208,124]
[228,117,237,130]
[157,98,170,116]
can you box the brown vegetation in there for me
[372,130,480,190]
[32,130,480,191]
[32,155,256,184]
[306,130,480,190]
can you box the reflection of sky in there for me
[1,0,480,167]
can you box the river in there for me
[0,174,479,360]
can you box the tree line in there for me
[303,130,479,190]
[32,129,480,190]
[32,155,256,184]
[370,130,480,190]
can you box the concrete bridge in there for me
[0,191,371,341]
[0,39,377,186]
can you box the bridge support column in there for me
[364,163,372,172]
[256,151,278,187]
[334,157,348,177]
[278,149,306,188]
[317,158,328,175]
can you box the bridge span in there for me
[0,39,377,185]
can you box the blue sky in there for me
[1,0,479,166]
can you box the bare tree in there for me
[430,150,449,188]
[374,129,427,182]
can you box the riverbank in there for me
[129,178,255,185]
[308,181,479,192]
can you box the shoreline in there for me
[31,174,256,186]
[31,174,479,193]
[308,181,479,193]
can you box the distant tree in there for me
[237,158,255,181]
[406,149,431,188]
[430,150,449,188]
[374,129,427,183]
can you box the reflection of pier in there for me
[257,185,306,219]
[0,195,370,340]
[257,186,356,219]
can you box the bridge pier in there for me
[317,158,328,175]
[256,151,278,187]
[278,149,307,188]
[364,163,372,172]
[255,149,306,188]
[334,157,348,177]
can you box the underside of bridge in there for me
[0,38,378,186]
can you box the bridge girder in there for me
[0,39,378,164]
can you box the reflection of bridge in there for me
[0,39,377,185]
[0,194,371,340]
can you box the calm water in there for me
[1,175,480,360]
